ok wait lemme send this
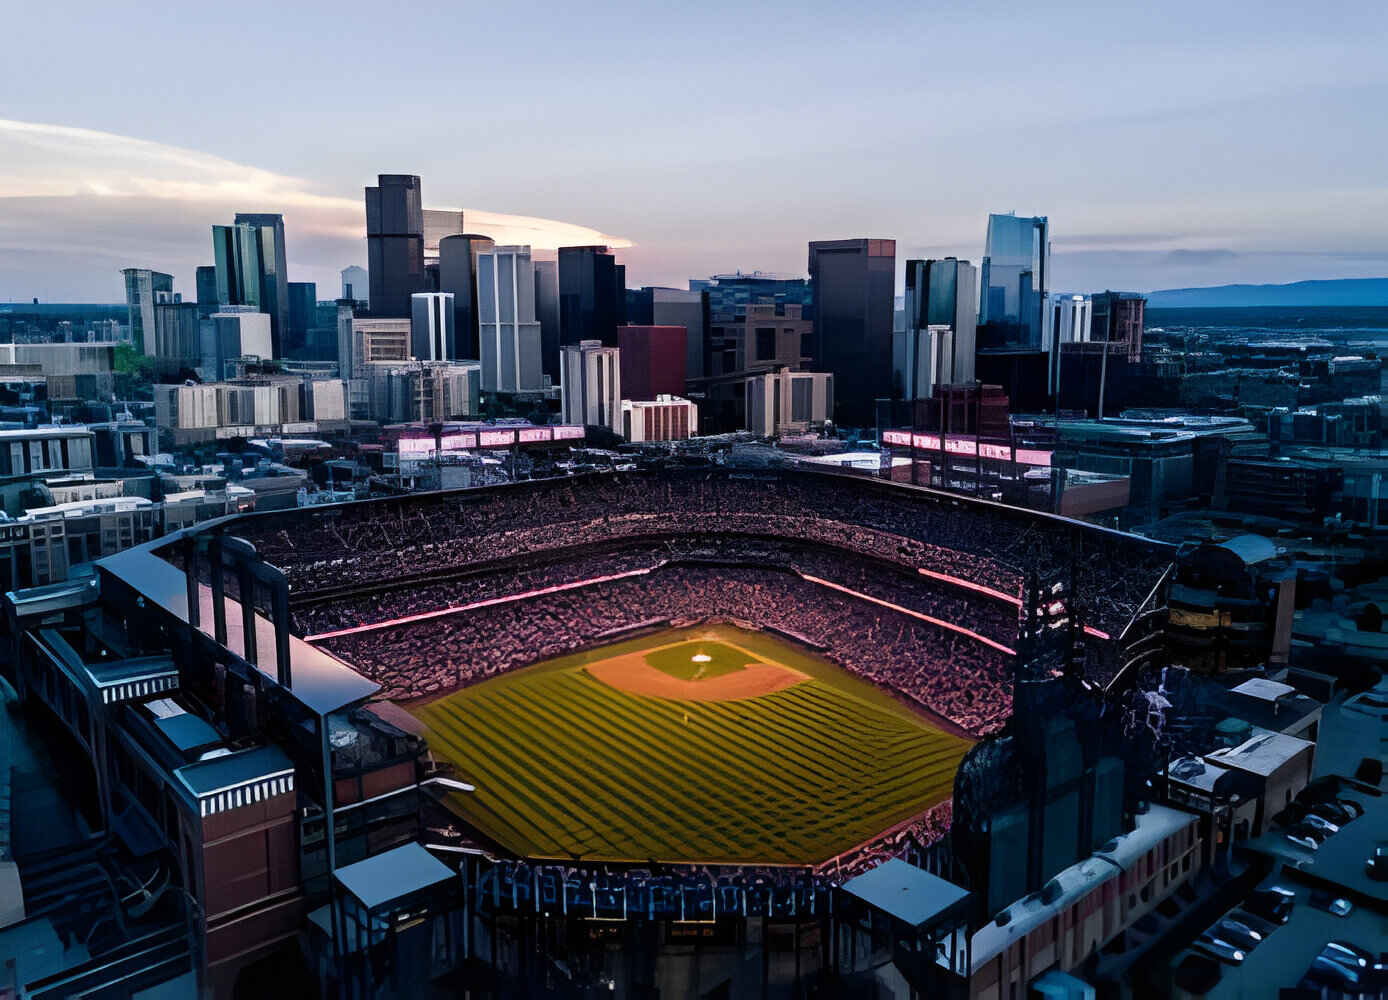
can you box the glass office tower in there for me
[979,213,1048,349]
[122,268,174,355]
[212,215,288,357]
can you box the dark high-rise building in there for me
[807,238,896,427]
[979,213,1049,350]
[438,234,495,360]
[614,264,628,326]
[1090,290,1146,362]
[558,245,619,352]
[625,287,654,326]
[287,281,317,357]
[534,259,561,381]
[212,214,289,357]
[365,174,426,318]
[195,265,219,319]
[619,325,686,401]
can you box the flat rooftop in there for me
[841,857,970,929]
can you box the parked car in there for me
[1228,909,1279,939]
[1193,933,1246,966]
[1244,886,1294,924]
[1323,940,1376,971]
[1366,845,1388,882]
[1210,917,1263,952]
[1309,889,1353,917]
[1300,812,1341,836]
[1302,955,1371,995]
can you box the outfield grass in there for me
[644,640,757,680]
[410,624,971,865]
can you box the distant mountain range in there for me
[1146,277,1388,308]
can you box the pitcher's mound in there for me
[586,639,806,701]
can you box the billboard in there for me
[398,437,435,457]
[517,427,551,444]
[885,429,1052,468]
[478,429,514,448]
[552,425,585,441]
[440,432,477,452]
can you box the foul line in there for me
[798,573,1017,656]
[305,567,656,642]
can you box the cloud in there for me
[0,119,630,301]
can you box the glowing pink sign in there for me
[1015,449,1052,467]
[552,425,585,441]
[479,429,514,447]
[440,432,476,451]
[397,437,434,456]
[517,427,550,443]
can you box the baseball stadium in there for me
[224,467,1173,879]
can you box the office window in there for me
[755,328,776,361]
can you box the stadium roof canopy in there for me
[841,858,970,929]
[98,545,379,716]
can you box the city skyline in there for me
[3,1,1388,301]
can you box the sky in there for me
[3,0,1388,302]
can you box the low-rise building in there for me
[621,395,697,442]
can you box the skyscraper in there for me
[287,281,317,357]
[897,258,978,400]
[151,300,200,374]
[534,259,561,381]
[340,265,369,307]
[438,234,495,360]
[561,339,620,430]
[979,213,1049,349]
[410,292,456,362]
[195,265,219,319]
[212,215,289,357]
[121,268,173,355]
[365,174,426,318]
[477,245,544,394]
[558,246,619,350]
[807,239,896,427]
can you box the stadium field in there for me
[410,624,972,865]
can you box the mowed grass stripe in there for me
[556,674,843,819]
[417,699,604,857]
[428,691,659,858]
[482,677,743,858]
[410,626,972,864]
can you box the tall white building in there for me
[340,265,369,306]
[744,369,833,437]
[477,245,544,394]
[893,323,955,401]
[1045,293,1093,394]
[410,292,456,362]
[561,340,620,430]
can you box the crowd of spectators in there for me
[238,470,1172,635]
[293,534,1021,647]
[323,564,1014,736]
